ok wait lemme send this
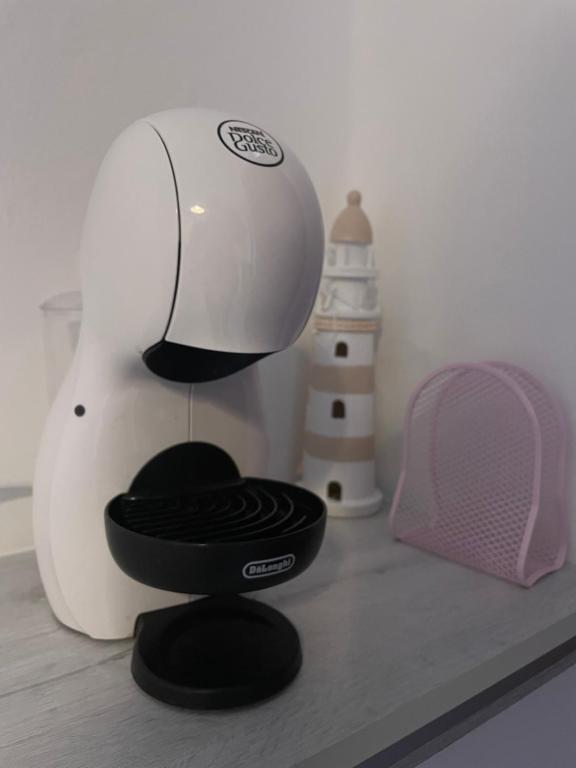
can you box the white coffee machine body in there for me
[33,110,324,639]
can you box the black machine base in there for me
[132,596,302,709]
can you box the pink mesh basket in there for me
[390,363,568,586]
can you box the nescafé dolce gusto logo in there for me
[218,120,284,166]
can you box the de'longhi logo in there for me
[242,554,295,579]
[218,120,284,167]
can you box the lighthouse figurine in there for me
[301,190,383,518]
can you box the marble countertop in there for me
[3,516,576,768]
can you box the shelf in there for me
[2,515,576,768]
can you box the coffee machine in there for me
[33,109,326,707]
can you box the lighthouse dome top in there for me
[330,190,373,245]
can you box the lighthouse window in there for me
[332,400,346,419]
[327,481,342,501]
[335,341,348,358]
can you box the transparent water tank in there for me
[40,291,82,402]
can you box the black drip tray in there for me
[105,444,326,595]
[106,479,325,594]
[132,596,302,709]
[104,442,326,709]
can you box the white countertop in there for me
[2,515,576,768]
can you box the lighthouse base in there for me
[326,489,384,519]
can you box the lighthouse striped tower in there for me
[302,191,383,518]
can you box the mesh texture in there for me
[390,363,567,586]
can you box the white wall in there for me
[349,1,576,552]
[0,0,353,554]
[3,0,576,557]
